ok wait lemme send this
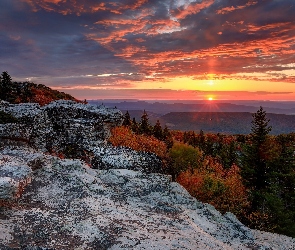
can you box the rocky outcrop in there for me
[0,147,294,249]
[0,100,123,152]
[1,100,294,249]
[91,145,163,174]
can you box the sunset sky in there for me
[1,0,295,100]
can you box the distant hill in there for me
[89,100,295,115]
[0,72,81,105]
[10,82,81,106]
[160,112,295,135]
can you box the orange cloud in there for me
[216,1,258,14]
[172,0,215,20]
[22,0,148,15]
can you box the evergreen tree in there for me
[250,106,272,144]
[122,111,132,127]
[131,117,139,134]
[153,120,163,140]
[264,134,295,236]
[162,125,173,149]
[139,110,151,135]
[241,106,272,209]
[198,129,205,148]
[0,71,12,100]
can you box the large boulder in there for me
[91,145,163,174]
[0,147,294,249]
[0,100,123,152]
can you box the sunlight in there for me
[208,97,213,101]
[208,80,214,86]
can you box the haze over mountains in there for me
[89,100,295,135]
[89,100,295,115]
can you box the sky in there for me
[1,0,295,101]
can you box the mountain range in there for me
[89,100,295,134]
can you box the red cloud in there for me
[171,0,215,20]
[216,1,258,14]
[22,0,148,15]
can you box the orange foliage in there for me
[170,130,184,142]
[109,126,168,158]
[31,88,55,106]
[177,156,249,215]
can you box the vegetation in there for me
[112,108,295,238]
[0,71,81,105]
[109,126,168,159]
[1,73,293,238]
[0,110,18,124]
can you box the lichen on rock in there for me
[0,100,294,249]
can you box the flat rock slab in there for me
[0,148,294,249]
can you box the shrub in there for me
[109,126,167,159]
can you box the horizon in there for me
[1,1,295,101]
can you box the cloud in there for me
[21,0,149,15]
[53,88,295,101]
[171,0,215,20]
[216,1,258,15]
[1,0,295,99]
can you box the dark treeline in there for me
[122,110,173,149]
[0,71,80,105]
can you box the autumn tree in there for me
[177,159,249,217]
[168,142,202,181]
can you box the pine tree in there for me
[265,134,295,236]
[139,110,151,135]
[122,111,132,127]
[241,106,272,209]
[131,117,139,134]
[250,106,272,144]
[163,125,173,149]
[153,120,163,140]
[0,71,12,100]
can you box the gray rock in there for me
[0,152,32,200]
[0,100,123,152]
[91,145,163,173]
[0,147,294,249]
[1,100,294,249]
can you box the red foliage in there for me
[109,126,168,159]
[177,156,249,215]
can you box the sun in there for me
[208,97,213,101]
[208,80,214,86]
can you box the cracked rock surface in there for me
[0,101,294,249]
[0,147,294,250]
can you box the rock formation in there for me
[0,101,294,249]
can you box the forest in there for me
[110,109,295,238]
